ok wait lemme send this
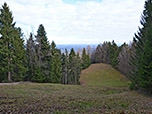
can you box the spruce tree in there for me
[130,0,152,92]
[35,24,51,82]
[0,3,15,81]
[81,48,91,69]
[108,40,119,67]
[11,28,27,81]
[50,41,62,83]
[0,3,26,82]
[26,33,37,81]
[69,48,76,83]
[61,53,66,84]
[76,52,82,84]
[139,26,152,91]
[61,49,69,84]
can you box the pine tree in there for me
[81,48,91,69]
[50,41,62,83]
[0,3,26,82]
[139,26,152,91]
[61,53,66,84]
[11,28,27,81]
[26,33,37,81]
[130,0,152,92]
[75,52,82,84]
[61,49,69,84]
[69,48,76,83]
[35,24,51,82]
[0,3,15,82]
[108,40,119,67]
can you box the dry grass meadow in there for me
[0,64,152,113]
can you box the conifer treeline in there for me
[0,3,91,84]
[91,0,152,93]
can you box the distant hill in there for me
[56,44,123,53]
[56,44,97,53]
[80,63,130,87]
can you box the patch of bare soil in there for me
[0,82,32,86]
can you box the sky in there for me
[0,0,145,44]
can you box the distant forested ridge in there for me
[56,44,97,54]
[0,3,91,84]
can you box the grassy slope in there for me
[0,64,152,113]
[80,63,130,87]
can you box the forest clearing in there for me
[0,64,151,114]
[0,0,152,113]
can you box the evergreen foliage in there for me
[26,33,37,81]
[108,40,119,67]
[81,48,91,69]
[129,0,152,92]
[35,24,51,82]
[69,48,76,83]
[61,49,69,84]
[61,48,83,84]
[50,41,62,83]
[0,3,26,82]
[11,28,27,81]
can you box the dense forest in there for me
[0,0,152,93]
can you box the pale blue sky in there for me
[63,0,102,4]
[0,0,145,44]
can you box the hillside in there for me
[80,63,130,87]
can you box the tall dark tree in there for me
[61,49,69,84]
[50,41,62,83]
[75,52,82,84]
[0,3,26,82]
[81,48,91,69]
[26,33,37,81]
[68,48,76,83]
[11,28,27,81]
[35,24,51,82]
[108,40,119,67]
[130,0,152,92]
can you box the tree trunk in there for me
[75,70,77,83]
[8,71,11,81]
[65,65,68,84]
[8,57,11,81]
